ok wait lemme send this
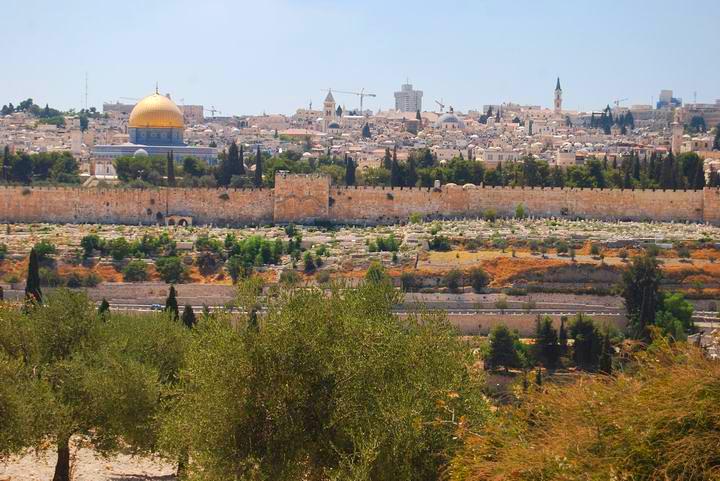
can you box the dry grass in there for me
[450,341,720,481]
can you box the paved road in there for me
[103,301,720,323]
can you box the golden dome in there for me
[128,93,184,129]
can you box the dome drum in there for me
[127,92,185,146]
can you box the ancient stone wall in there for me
[0,186,274,225]
[329,184,705,224]
[0,175,716,226]
[274,172,330,223]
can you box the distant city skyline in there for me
[3,0,719,116]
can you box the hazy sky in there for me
[3,0,719,115]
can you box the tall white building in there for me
[394,82,423,113]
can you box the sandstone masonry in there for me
[2,173,720,226]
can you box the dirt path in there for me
[0,447,175,481]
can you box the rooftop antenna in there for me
[694,91,697,105]
[155,82,159,94]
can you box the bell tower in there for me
[554,77,562,114]
[324,90,336,123]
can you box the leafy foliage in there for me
[161,281,486,481]
[451,342,720,481]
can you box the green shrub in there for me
[155,256,187,284]
[279,269,300,286]
[80,234,103,257]
[445,269,463,293]
[33,240,56,262]
[429,235,452,251]
[400,271,418,292]
[226,255,252,284]
[39,267,62,287]
[303,251,316,273]
[123,259,148,282]
[483,209,497,222]
[469,267,490,293]
[556,241,569,254]
[108,237,132,261]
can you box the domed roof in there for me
[328,122,340,129]
[133,148,149,157]
[435,108,466,128]
[437,112,460,123]
[129,93,184,129]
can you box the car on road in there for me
[150,304,163,311]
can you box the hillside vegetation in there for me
[450,338,720,481]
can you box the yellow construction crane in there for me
[322,88,377,114]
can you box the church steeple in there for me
[554,77,563,115]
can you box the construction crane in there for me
[204,106,221,118]
[321,88,377,114]
[435,99,445,113]
[613,98,629,108]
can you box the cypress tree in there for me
[181,304,196,329]
[558,316,568,355]
[383,148,392,170]
[227,141,239,179]
[622,253,662,341]
[248,308,259,332]
[361,123,371,138]
[487,324,521,371]
[165,285,179,320]
[632,155,641,180]
[238,144,245,174]
[98,298,110,317]
[708,167,720,188]
[570,314,602,371]
[406,156,418,187]
[1,145,9,181]
[254,145,262,187]
[345,154,356,186]
[660,154,675,189]
[534,316,560,370]
[390,146,401,187]
[25,248,42,304]
[167,151,176,187]
[693,161,706,189]
[599,332,613,374]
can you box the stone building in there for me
[92,89,217,164]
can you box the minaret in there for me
[554,77,562,115]
[671,109,683,154]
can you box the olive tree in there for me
[161,280,487,481]
[0,291,188,481]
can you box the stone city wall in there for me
[0,186,274,225]
[329,184,704,224]
[0,174,717,226]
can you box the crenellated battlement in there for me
[0,174,719,226]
